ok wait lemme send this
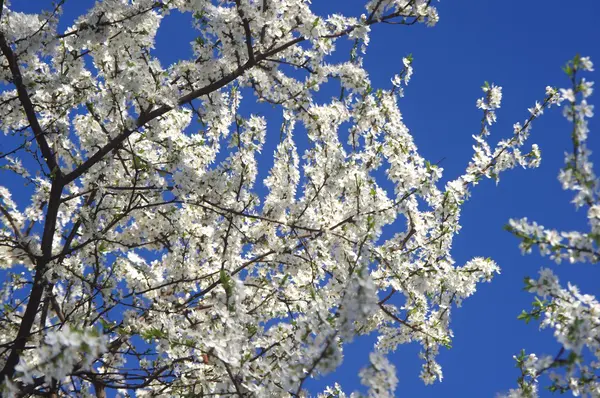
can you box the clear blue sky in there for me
[8,0,600,396]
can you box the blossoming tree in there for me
[504,56,599,398]
[0,0,569,396]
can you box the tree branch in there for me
[61,9,415,187]
[0,33,62,179]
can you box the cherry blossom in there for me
[0,0,570,396]
[504,56,600,398]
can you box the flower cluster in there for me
[7,328,106,395]
[504,56,600,398]
[0,0,573,396]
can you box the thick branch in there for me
[0,181,65,381]
[0,29,68,382]
[235,0,255,63]
[0,33,62,178]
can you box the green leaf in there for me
[247,324,258,336]
[98,242,108,253]
[99,318,111,331]
[367,215,375,230]
[220,269,234,299]
[49,166,59,181]
[141,327,167,341]
[517,310,531,324]
[132,154,147,170]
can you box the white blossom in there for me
[506,57,600,398]
[0,1,585,396]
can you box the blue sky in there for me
[7,0,600,396]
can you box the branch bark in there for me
[0,34,66,383]
[0,33,62,179]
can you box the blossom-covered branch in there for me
[503,56,600,398]
[0,0,567,396]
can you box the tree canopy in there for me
[0,0,597,397]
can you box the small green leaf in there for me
[517,310,531,324]
[141,327,167,341]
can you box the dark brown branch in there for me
[0,33,62,178]
[235,0,255,63]
[0,179,65,382]
[0,30,71,381]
